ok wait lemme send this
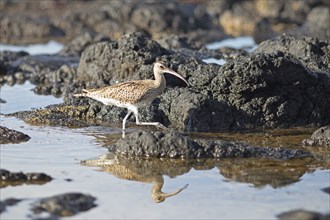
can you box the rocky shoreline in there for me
[2,33,330,134]
[1,0,329,218]
[1,1,329,135]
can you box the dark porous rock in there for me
[158,88,233,131]
[0,169,52,188]
[0,198,22,214]
[211,52,330,129]
[176,58,221,93]
[157,34,206,51]
[0,126,30,144]
[277,209,330,220]
[31,63,78,96]
[0,169,27,183]
[0,51,29,75]
[255,0,310,22]
[254,35,330,73]
[290,6,330,42]
[7,103,91,128]
[114,130,204,158]
[197,140,311,160]
[32,193,96,217]
[112,131,311,159]
[59,32,111,57]
[302,126,330,147]
[16,54,79,77]
[219,0,329,43]
[322,187,330,194]
[76,32,168,88]
[0,15,64,44]
[0,51,79,91]
[219,1,260,37]
[305,6,330,31]
[131,1,215,36]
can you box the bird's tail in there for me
[73,89,89,97]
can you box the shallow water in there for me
[0,41,329,219]
[0,41,64,55]
[205,36,256,51]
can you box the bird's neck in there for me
[154,73,166,89]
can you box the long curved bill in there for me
[165,68,189,86]
[163,184,189,199]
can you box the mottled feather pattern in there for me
[76,80,164,106]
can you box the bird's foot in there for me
[155,123,167,130]
[135,121,168,130]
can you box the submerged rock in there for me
[322,187,330,195]
[0,126,30,144]
[277,209,330,220]
[7,104,91,128]
[302,126,330,147]
[0,198,22,214]
[112,130,311,159]
[32,193,96,217]
[0,169,52,188]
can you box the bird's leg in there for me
[133,108,167,130]
[122,110,133,130]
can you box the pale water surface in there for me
[206,36,256,51]
[0,40,329,219]
[0,41,64,55]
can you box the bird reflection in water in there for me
[81,153,189,203]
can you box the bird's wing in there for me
[87,80,154,104]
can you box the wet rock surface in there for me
[0,169,53,188]
[112,131,311,159]
[322,187,330,194]
[0,198,22,214]
[0,52,79,95]
[277,209,330,220]
[31,193,96,217]
[302,126,330,147]
[0,126,31,144]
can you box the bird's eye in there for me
[160,65,165,69]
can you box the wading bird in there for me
[74,61,189,132]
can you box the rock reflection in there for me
[219,157,316,188]
[81,153,190,203]
[81,153,318,200]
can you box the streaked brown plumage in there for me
[74,61,188,131]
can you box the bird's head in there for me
[153,61,189,86]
